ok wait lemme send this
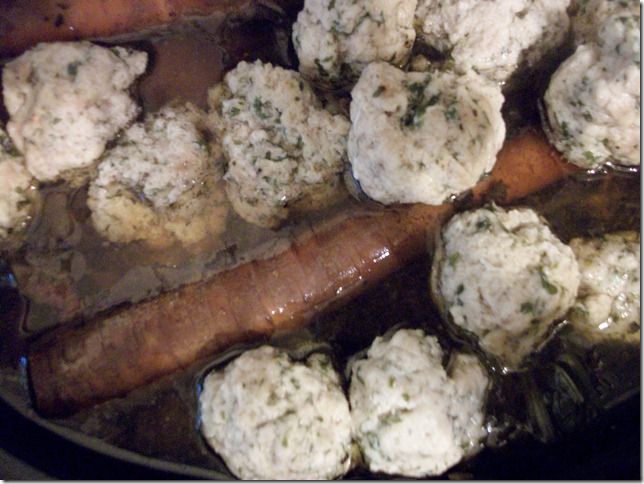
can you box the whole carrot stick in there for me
[27,127,579,416]
[0,0,278,58]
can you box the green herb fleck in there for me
[373,85,386,97]
[67,61,80,80]
[444,104,458,123]
[448,252,461,267]
[583,150,599,164]
[194,139,208,151]
[384,414,402,425]
[560,120,571,139]
[401,78,439,129]
[475,217,490,231]
[538,267,558,295]
[520,301,534,313]
[253,98,270,120]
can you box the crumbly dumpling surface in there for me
[347,62,504,205]
[88,103,227,248]
[568,231,640,344]
[571,0,640,47]
[0,127,35,240]
[2,41,147,182]
[292,0,417,88]
[349,328,488,477]
[433,205,580,369]
[199,346,353,480]
[543,9,640,168]
[414,0,570,85]
[208,60,350,228]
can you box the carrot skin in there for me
[27,206,452,416]
[0,0,264,58]
[471,126,579,203]
[28,128,575,416]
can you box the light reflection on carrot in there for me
[28,127,579,416]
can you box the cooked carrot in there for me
[27,127,579,416]
[0,0,275,58]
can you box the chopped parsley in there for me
[520,301,534,314]
[401,76,439,129]
[538,266,558,295]
[67,61,81,80]
[253,98,271,120]
[372,85,386,97]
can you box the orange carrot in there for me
[27,127,579,416]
